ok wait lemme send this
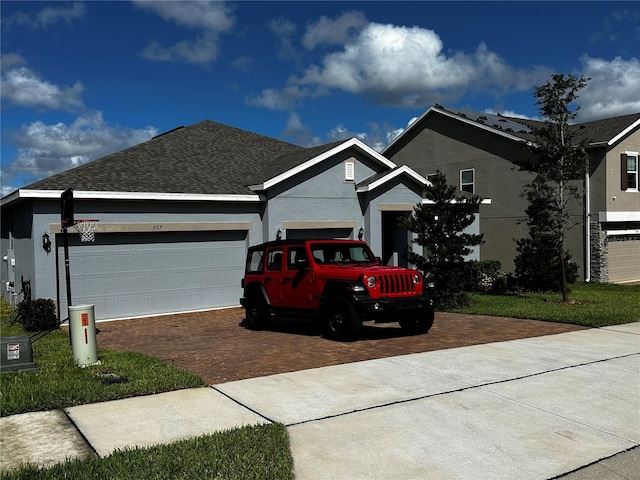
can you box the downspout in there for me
[584,157,591,282]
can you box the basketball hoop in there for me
[73,219,99,243]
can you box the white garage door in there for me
[57,231,247,320]
[608,238,640,283]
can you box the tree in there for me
[514,73,590,300]
[514,177,578,291]
[400,171,484,308]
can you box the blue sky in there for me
[1,1,639,196]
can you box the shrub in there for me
[16,298,59,332]
[464,260,516,294]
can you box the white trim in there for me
[603,119,640,146]
[356,165,427,193]
[48,221,253,235]
[624,151,639,191]
[460,168,475,194]
[1,189,261,206]
[249,138,397,191]
[599,211,640,222]
[605,229,640,236]
[345,161,355,181]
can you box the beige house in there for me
[383,106,640,284]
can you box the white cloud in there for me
[578,56,640,121]
[134,0,235,65]
[303,11,369,50]
[286,20,549,108]
[0,55,85,112]
[2,112,157,193]
[3,2,86,30]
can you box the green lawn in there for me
[453,282,640,327]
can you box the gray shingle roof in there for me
[441,106,640,146]
[26,120,305,195]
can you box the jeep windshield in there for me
[310,242,377,265]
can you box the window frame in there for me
[460,168,475,194]
[625,152,639,191]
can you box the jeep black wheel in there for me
[326,297,362,341]
[399,306,434,335]
[244,295,269,330]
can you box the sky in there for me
[1,1,639,196]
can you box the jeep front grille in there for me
[378,273,415,295]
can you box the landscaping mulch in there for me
[95,308,587,385]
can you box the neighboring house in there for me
[1,120,431,321]
[382,105,640,284]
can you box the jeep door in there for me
[263,247,286,307]
[283,246,314,309]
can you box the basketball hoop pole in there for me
[61,188,75,339]
[63,221,73,317]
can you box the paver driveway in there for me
[95,308,586,384]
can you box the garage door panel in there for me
[608,239,640,283]
[58,231,246,320]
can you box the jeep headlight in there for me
[413,273,421,285]
[367,276,376,288]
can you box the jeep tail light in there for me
[367,276,376,288]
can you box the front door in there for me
[381,211,410,267]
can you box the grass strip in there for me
[1,423,294,480]
[452,283,640,327]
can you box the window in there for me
[287,247,308,270]
[625,153,638,190]
[345,161,355,181]
[266,249,283,271]
[246,249,264,273]
[460,169,474,193]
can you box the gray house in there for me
[383,106,640,284]
[1,121,432,321]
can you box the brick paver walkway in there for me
[95,308,587,385]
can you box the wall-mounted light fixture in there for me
[276,229,282,241]
[358,227,364,240]
[42,232,51,253]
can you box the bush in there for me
[16,298,59,332]
[463,260,518,294]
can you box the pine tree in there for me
[400,171,483,308]
[514,73,589,300]
[514,177,578,291]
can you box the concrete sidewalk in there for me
[1,323,638,479]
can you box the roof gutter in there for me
[1,189,262,207]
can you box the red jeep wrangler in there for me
[240,239,436,340]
